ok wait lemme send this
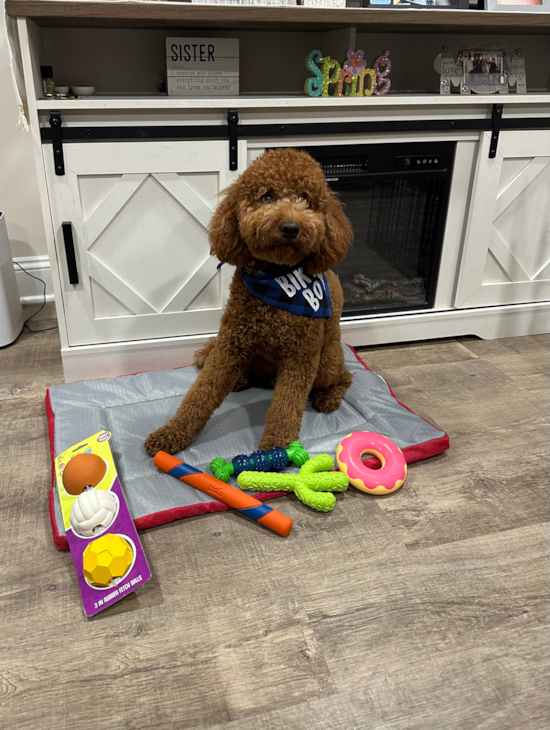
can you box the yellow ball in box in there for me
[83,534,133,588]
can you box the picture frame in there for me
[485,0,549,11]
[362,0,469,7]
[462,50,507,93]
[439,44,527,95]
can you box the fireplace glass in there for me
[302,142,456,316]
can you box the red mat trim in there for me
[46,344,449,550]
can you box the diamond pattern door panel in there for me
[456,131,550,309]
[44,141,245,346]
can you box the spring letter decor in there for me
[305,49,392,98]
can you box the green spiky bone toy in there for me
[237,454,348,512]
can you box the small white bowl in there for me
[55,85,70,95]
[70,85,95,96]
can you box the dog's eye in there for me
[262,192,275,204]
[300,196,312,209]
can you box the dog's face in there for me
[209,149,353,274]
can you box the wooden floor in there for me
[1,304,548,730]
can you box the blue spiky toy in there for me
[210,441,309,483]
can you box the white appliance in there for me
[0,212,24,347]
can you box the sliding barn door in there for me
[44,140,245,346]
[455,130,550,308]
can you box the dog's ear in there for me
[305,191,353,275]
[208,183,251,267]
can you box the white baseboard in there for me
[60,301,550,382]
[341,301,550,346]
[14,256,54,304]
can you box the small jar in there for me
[41,66,55,95]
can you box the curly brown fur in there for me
[145,149,354,456]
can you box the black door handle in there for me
[62,222,79,285]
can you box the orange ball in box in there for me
[62,453,107,496]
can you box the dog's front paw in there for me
[144,425,189,456]
[258,431,298,452]
[311,388,343,414]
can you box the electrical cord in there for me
[14,261,59,333]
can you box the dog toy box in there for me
[54,431,151,617]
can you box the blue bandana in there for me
[240,265,332,318]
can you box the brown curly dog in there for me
[145,148,354,456]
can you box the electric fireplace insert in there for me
[301,142,456,316]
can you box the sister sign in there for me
[166,37,239,96]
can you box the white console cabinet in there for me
[44,139,244,346]
[7,1,550,381]
[456,130,550,309]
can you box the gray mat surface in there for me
[49,345,446,538]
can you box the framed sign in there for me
[166,37,239,97]
[486,0,549,10]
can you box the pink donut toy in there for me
[336,431,407,495]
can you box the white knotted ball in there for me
[69,489,118,538]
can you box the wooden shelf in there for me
[7,0,550,34]
[34,93,550,112]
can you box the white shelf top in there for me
[35,93,550,112]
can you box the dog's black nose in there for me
[279,221,300,240]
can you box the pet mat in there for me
[47,345,449,549]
